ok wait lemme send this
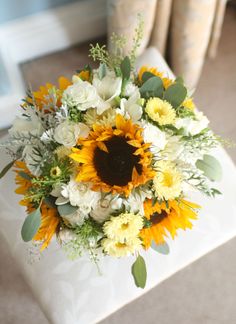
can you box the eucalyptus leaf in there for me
[164,83,187,108]
[21,208,41,242]
[98,63,106,80]
[57,203,78,216]
[0,160,15,179]
[44,196,56,208]
[139,76,164,99]
[175,76,184,84]
[196,154,222,182]
[131,255,147,289]
[18,171,32,181]
[142,71,156,83]
[151,241,170,255]
[120,56,131,80]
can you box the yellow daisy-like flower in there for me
[145,97,176,126]
[153,160,182,200]
[70,114,155,197]
[27,76,71,112]
[103,213,143,242]
[102,237,142,257]
[140,198,200,248]
[182,97,195,111]
[33,203,60,251]
[138,66,173,89]
[84,108,116,128]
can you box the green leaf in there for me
[98,63,106,80]
[120,56,131,80]
[175,76,184,84]
[131,255,147,289]
[0,160,15,179]
[196,154,222,182]
[142,71,156,83]
[151,241,170,255]
[18,171,32,181]
[21,208,41,242]
[164,83,187,108]
[57,203,78,216]
[44,196,56,208]
[139,76,164,99]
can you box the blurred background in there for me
[0,0,236,323]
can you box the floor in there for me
[0,5,236,324]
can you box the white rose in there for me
[63,77,99,111]
[90,195,123,223]
[54,120,89,147]
[175,112,209,136]
[142,122,167,152]
[93,70,122,114]
[61,179,100,211]
[118,90,143,122]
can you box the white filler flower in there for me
[54,120,89,147]
[93,69,122,114]
[175,111,209,136]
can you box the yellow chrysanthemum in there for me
[102,237,142,257]
[70,114,155,197]
[103,213,143,242]
[33,203,60,251]
[138,66,173,89]
[28,76,71,112]
[182,97,195,111]
[140,198,200,249]
[153,160,182,200]
[146,97,176,126]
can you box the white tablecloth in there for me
[0,48,236,324]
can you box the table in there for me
[0,48,236,324]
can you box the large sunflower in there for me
[140,198,200,249]
[70,114,155,196]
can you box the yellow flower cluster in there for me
[102,213,143,257]
[145,97,176,125]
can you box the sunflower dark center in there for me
[93,136,142,186]
[150,210,168,225]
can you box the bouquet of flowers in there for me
[0,26,223,288]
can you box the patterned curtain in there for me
[107,0,227,88]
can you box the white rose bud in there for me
[54,120,89,147]
[63,77,99,111]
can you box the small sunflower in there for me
[140,199,200,248]
[102,237,142,257]
[14,161,33,211]
[70,114,155,196]
[153,160,182,200]
[145,97,176,126]
[33,203,60,251]
[138,66,173,89]
[29,76,71,112]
